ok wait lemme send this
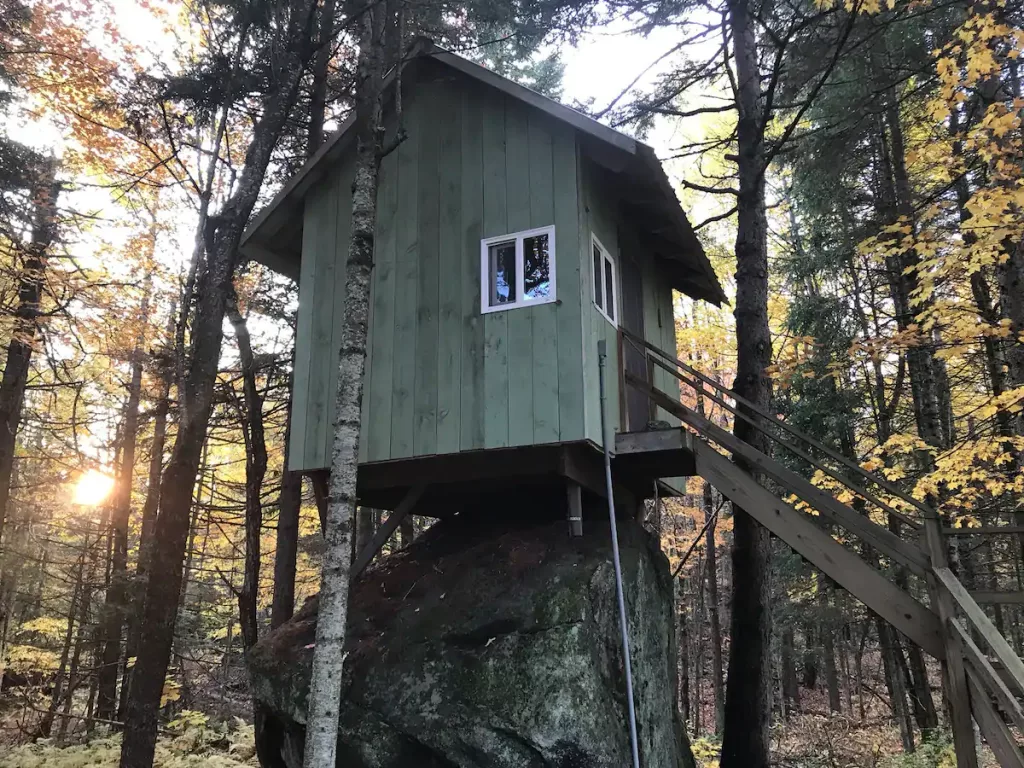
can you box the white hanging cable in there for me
[597,339,641,768]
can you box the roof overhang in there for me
[241,38,726,305]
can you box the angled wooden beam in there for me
[943,525,1024,535]
[693,439,944,659]
[352,484,426,578]
[935,567,1024,694]
[966,670,1024,768]
[950,619,1024,733]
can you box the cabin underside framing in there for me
[337,435,696,518]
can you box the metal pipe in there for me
[597,339,641,768]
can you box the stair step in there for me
[970,591,1024,604]
[943,526,1024,535]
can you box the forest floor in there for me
[0,714,991,768]
[0,718,258,768]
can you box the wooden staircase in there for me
[618,328,1024,767]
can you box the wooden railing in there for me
[618,328,1024,768]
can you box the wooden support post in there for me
[966,671,1024,768]
[923,517,979,768]
[566,480,583,537]
[352,484,425,578]
[309,470,329,533]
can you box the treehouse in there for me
[243,48,1024,763]
[241,39,725,520]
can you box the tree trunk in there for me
[119,336,172,719]
[679,594,690,726]
[228,297,267,652]
[818,575,841,714]
[59,535,98,743]
[271,449,302,629]
[303,9,390,765]
[306,0,338,157]
[97,276,153,722]
[721,0,773,764]
[399,515,414,548]
[704,481,725,733]
[802,622,817,689]
[780,625,799,717]
[355,506,373,559]
[118,3,316,761]
[878,618,914,752]
[40,531,89,739]
[0,159,59,549]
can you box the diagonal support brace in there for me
[352,484,426,578]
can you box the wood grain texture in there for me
[390,96,419,459]
[414,79,440,457]
[481,88,509,449]
[460,82,486,452]
[436,83,463,455]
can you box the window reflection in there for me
[488,241,516,306]
[523,234,550,300]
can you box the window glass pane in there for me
[593,244,603,310]
[604,256,616,321]
[523,234,550,300]
[488,241,516,306]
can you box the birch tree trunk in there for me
[303,7,389,766]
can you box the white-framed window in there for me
[592,234,617,325]
[480,226,556,314]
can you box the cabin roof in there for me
[241,38,726,306]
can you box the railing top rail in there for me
[620,327,934,521]
[647,356,922,531]
[935,567,1024,696]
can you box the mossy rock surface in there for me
[249,510,694,768]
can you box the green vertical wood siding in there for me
[290,67,596,471]
[288,66,688,474]
[578,154,684,451]
[579,156,621,449]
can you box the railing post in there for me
[923,517,978,768]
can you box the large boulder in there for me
[249,510,694,768]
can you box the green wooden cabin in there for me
[242,40,724,517]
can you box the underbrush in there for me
[690,714,991,768]
[0,713,257,768]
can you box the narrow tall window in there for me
[481,226,556,314]
[592,234,617,325]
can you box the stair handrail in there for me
[645,354,922,531]
[947,618,1024,732]
[934,567,1024,693]
[619,327,934,523]
[627,371,928,575]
